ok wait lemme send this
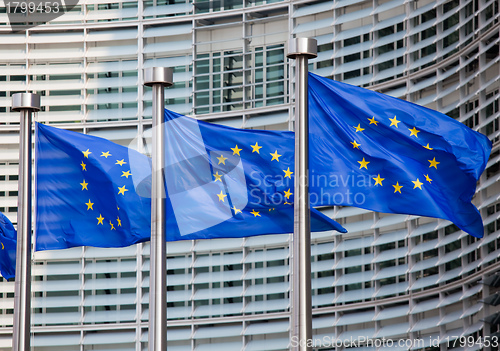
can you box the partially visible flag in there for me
[35,120,345,251]
[163,109,346,241]
[307,72,492,238]
[0,212,16,279]
[35,123,151,251]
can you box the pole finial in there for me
[144,67,174,87]
[12,93,41,112]
[287,38,318,59]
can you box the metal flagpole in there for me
[144,67,173,351]
[287,38,317,351]
[11,92,40,351]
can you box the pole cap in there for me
[287,38,318,59]
[144,67,174,87]
[11,93,41,112]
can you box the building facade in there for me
[0,0,499,349]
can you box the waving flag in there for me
[35,123,151,250]
[0,212,16,279]
[35,120,345,251]
[163,109,345,241]
[308,73,492,238]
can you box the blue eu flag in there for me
[308,73,492,238]
[35,120,345,250]
[163,109,346,241]
[0,212,16,280]
[35,123,151,250]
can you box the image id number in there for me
[6,1,60,14]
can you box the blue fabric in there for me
[164,109,346,241]
[308,73,492,238]
[35,123,151,250]
[35,120,345,250]
[0,212,16,279]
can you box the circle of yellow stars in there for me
[213,142,294,218]
[79,148,130,231]
[350,115,439,194]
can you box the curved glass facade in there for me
[0,0,498,349]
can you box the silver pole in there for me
[11,92,40,351]
[287,38,317,351]
[144,67,173,351]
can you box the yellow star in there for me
[284,188,292,199]
[96,214,104,225]
[82,149,92,158]
[121,170,132,178]
[389,116,400,128]
[116,217,122,227]
[85,199,94,210]
[118,185,128,195]
[351,140,361,149]
[409,127,420,137]
[217,154,227,165]
[109,221,116,230]
[80,179,88,190]
[213,171,222,182]
[358,158,370,169]
[251,142,262,154]
[423,143,433,150]
[1,243,3,250]
[232,206,242,215]
[412,178,423,190]
[424,174,432,183]
[368,117,378,125]
[283,167,293,179]
[217,191,227,202]
[250,209,261,217]
[100,151,111,158]
[231,145,242,156]
[284,201,292,205]
[270,150,282,162]
[393,182,403,193]
[354,124,365,132]
[116,159,127,166]
[80,161,87,171]
[373,174,384,186]
[428,157,440,169]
